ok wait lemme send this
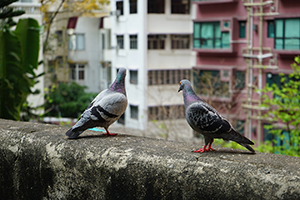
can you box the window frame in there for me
[130,105,139,119]
[129,34,138,49]
[130,70,138,84]
[116,35,124,49]
[193,21,230,49]
[148,69,191,85]
[239,21,246,39]
[148,34,166,50]
[148,0,164,14]
[274,18,300,50]
[116,1,124,15]
[129,0,137,14]
[68,33,85,51]
[171,0,190,14]
[171,34,190,49]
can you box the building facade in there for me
[193,0,300,144]
[109,0,196,139]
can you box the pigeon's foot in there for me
[103,128,117,136]
[193,147,207,153]
[193,142,215,153]
[206,147,215,151]
[193,147,215,153]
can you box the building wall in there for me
[110,0,148,130]
[110,0,196,134]
[193,0,300,143]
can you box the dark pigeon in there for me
[65,68,128,138]
[178,79,255,153]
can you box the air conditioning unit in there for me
[110,10,121,17]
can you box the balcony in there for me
[10,2,41,15]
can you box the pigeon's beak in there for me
[178,82,183,92]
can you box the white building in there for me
[109,0,196,140]
[11,0,44,115]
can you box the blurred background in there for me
[1,0,300,156]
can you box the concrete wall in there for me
[1,119,300,200]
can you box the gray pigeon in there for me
[178,79,255,153]
[65,68,128,138]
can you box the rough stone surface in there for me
[0,119,300,200]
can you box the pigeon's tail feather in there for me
[239,143,255,153]
[227,129,254,145]
[223,129,255,153]
[65,128,83,139]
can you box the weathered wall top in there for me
[0,119,300,200]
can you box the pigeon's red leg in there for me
[103,128,117,136]
[206,139,215,151]
[193,145,208,153]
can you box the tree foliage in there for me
[260,56,300,156]
[0,0,42,120]
[44,82,97,118]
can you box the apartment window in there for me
[239,21,246,38]
[101,33,105,49]
[148,0,164,14]
[235,120,245,136]
[78,65,85,80]
[148,35,166,49]
[68,33,85,50]
[48,60,55,73]
[56,56,63,68]
[70,64,85,81]
[193,22,230,49]
[129,0,137,14]
[116,0,124,15]
[171,34,190,49]
[70,64,76,80]
[148,69,191,85]
[171,0,190,14]
[193,69,229,97]
[275,18,300,50]
[130,70,138,84]
[267,20,274,38]
[130,35,138,49]
[235,71,245,90]
[130,105,138,119]
[148,105,185,120]
[117,35,124,49]
[56,30,63,44]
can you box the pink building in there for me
[192,0,300,144]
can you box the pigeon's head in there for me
[117,68,127,80]
[178,79,191,92]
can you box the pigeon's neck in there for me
[183,86,201,106]
[110,79,126,95]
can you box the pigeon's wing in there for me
[186,102,231,135]
[94,92,127,118]
[66,91,127,138]
[85,89,109,110]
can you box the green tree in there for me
[0,0,42,120]
[260,56,300,157]
[44,82,97,118]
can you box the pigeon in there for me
[178,79,255,153]
[65,68,128,138]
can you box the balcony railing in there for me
[9,2,41,15]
